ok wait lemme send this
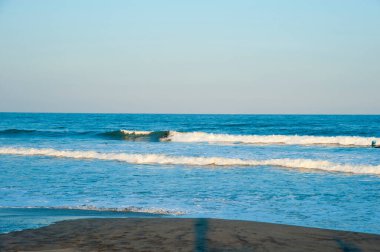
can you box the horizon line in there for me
[0,111,379,116]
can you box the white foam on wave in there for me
[165,131,379,147]
[1,147,379,175]
[120,130,152,135]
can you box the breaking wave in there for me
[0,147,379,175]
[97,130,380,147]
[165,131,379,147]
[1,128,378,147]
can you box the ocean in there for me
[0,113,379,234]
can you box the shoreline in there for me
[1,218,379,251]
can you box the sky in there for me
[0,0,379,114]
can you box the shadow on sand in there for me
[195,218,209,252]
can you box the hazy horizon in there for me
[1,0,379,114]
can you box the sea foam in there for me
[1,147,379,175]
[165,131,379,147]
[119,130,153,135]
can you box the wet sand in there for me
[1,218,379,252]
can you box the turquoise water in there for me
[0,113,379,233]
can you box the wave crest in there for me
[98,130,169,141]
[0,147,379,175]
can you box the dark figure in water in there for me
[372,140,379,148]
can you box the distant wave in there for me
[0,128,90,137]
[0,128,170,141]
[1,206,184,215]
[1,128,378,147]
[165,131,379,147]
[0,129,37,135]
[1,147,379,175]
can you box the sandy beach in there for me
[1,218,379,252]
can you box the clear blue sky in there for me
[0,0,379,113]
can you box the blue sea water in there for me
[0,113,379,234]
